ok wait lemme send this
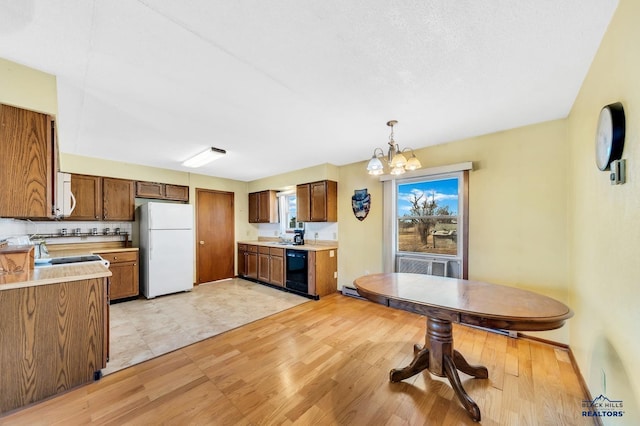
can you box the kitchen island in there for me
[0,261,111,415]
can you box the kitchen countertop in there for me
[237,240,338,251]
[0,261,111,291]
[0,243,133,291]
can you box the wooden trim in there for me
[567,347,602,426]
[379,161,474,181]
[462,169,469,279]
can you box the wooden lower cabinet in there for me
[269,248,285,286]
[258,247,271,282]
[256,246,285,286]
[96,250,139,301]
[308,249,338,297]
[0,277,108,414]
[238,244,335,297]
[238,244,258,279]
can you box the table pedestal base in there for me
[389,317,488,422]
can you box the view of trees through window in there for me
[397,177,459,256]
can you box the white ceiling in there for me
[0,0,618,181]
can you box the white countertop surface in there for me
[0,261,111,291]
[237,240,338,251]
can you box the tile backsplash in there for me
[256,222,338,242]
[0,218,132,245]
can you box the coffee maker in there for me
[293,229,305,245]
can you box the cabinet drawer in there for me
[269,247,284,257]
[97,251,138,264]
[247,245,258,253]
[238,244,247,251]
[259,246,270,254]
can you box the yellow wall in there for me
[567,0,640,420]
[60,153,253,277]
[247,163,340,192]
[0,57,57,114]
[336,119,571,343]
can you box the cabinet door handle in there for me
[199,241,205,245]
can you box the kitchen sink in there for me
[35,254,110,268]
[50,255,103,264]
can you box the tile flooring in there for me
[103,278,310,375]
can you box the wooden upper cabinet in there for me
[102,177,135,221]
[297,180,337,222]
[164,184,189,202]
[69,174,102,220]
[0,104,55,219]
[248,192,259,223]
[248,190,278,223]
[296,184,311,222]
[135,181,189,202]
[135,181,163,199]
[68,174,134,221]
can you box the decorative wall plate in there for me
[352,189,370,221]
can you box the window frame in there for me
[381,163,470,279]
[396,174,463,258]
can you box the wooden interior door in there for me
[196,189,235,284]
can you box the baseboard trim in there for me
[566,347,602,426]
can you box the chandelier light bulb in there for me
[365,120,422,176]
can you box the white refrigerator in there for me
[138,202,194,298]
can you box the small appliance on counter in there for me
[293,229,304,245]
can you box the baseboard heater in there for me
[341,286,366,300]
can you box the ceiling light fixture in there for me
[366,120,422,176]
[182,147,226,168]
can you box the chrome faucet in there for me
[30,237,48,259]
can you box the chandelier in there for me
[366,120,422,175]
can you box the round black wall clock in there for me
[595,102,625,171]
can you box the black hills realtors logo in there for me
[582,394,624,418]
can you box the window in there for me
[278,192,297,235]
[382,164,470,279]
[397,177,460,256]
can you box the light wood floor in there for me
[0,293,590,425]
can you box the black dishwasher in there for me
[286,249,308,293]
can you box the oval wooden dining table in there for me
[354,273,573,422]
